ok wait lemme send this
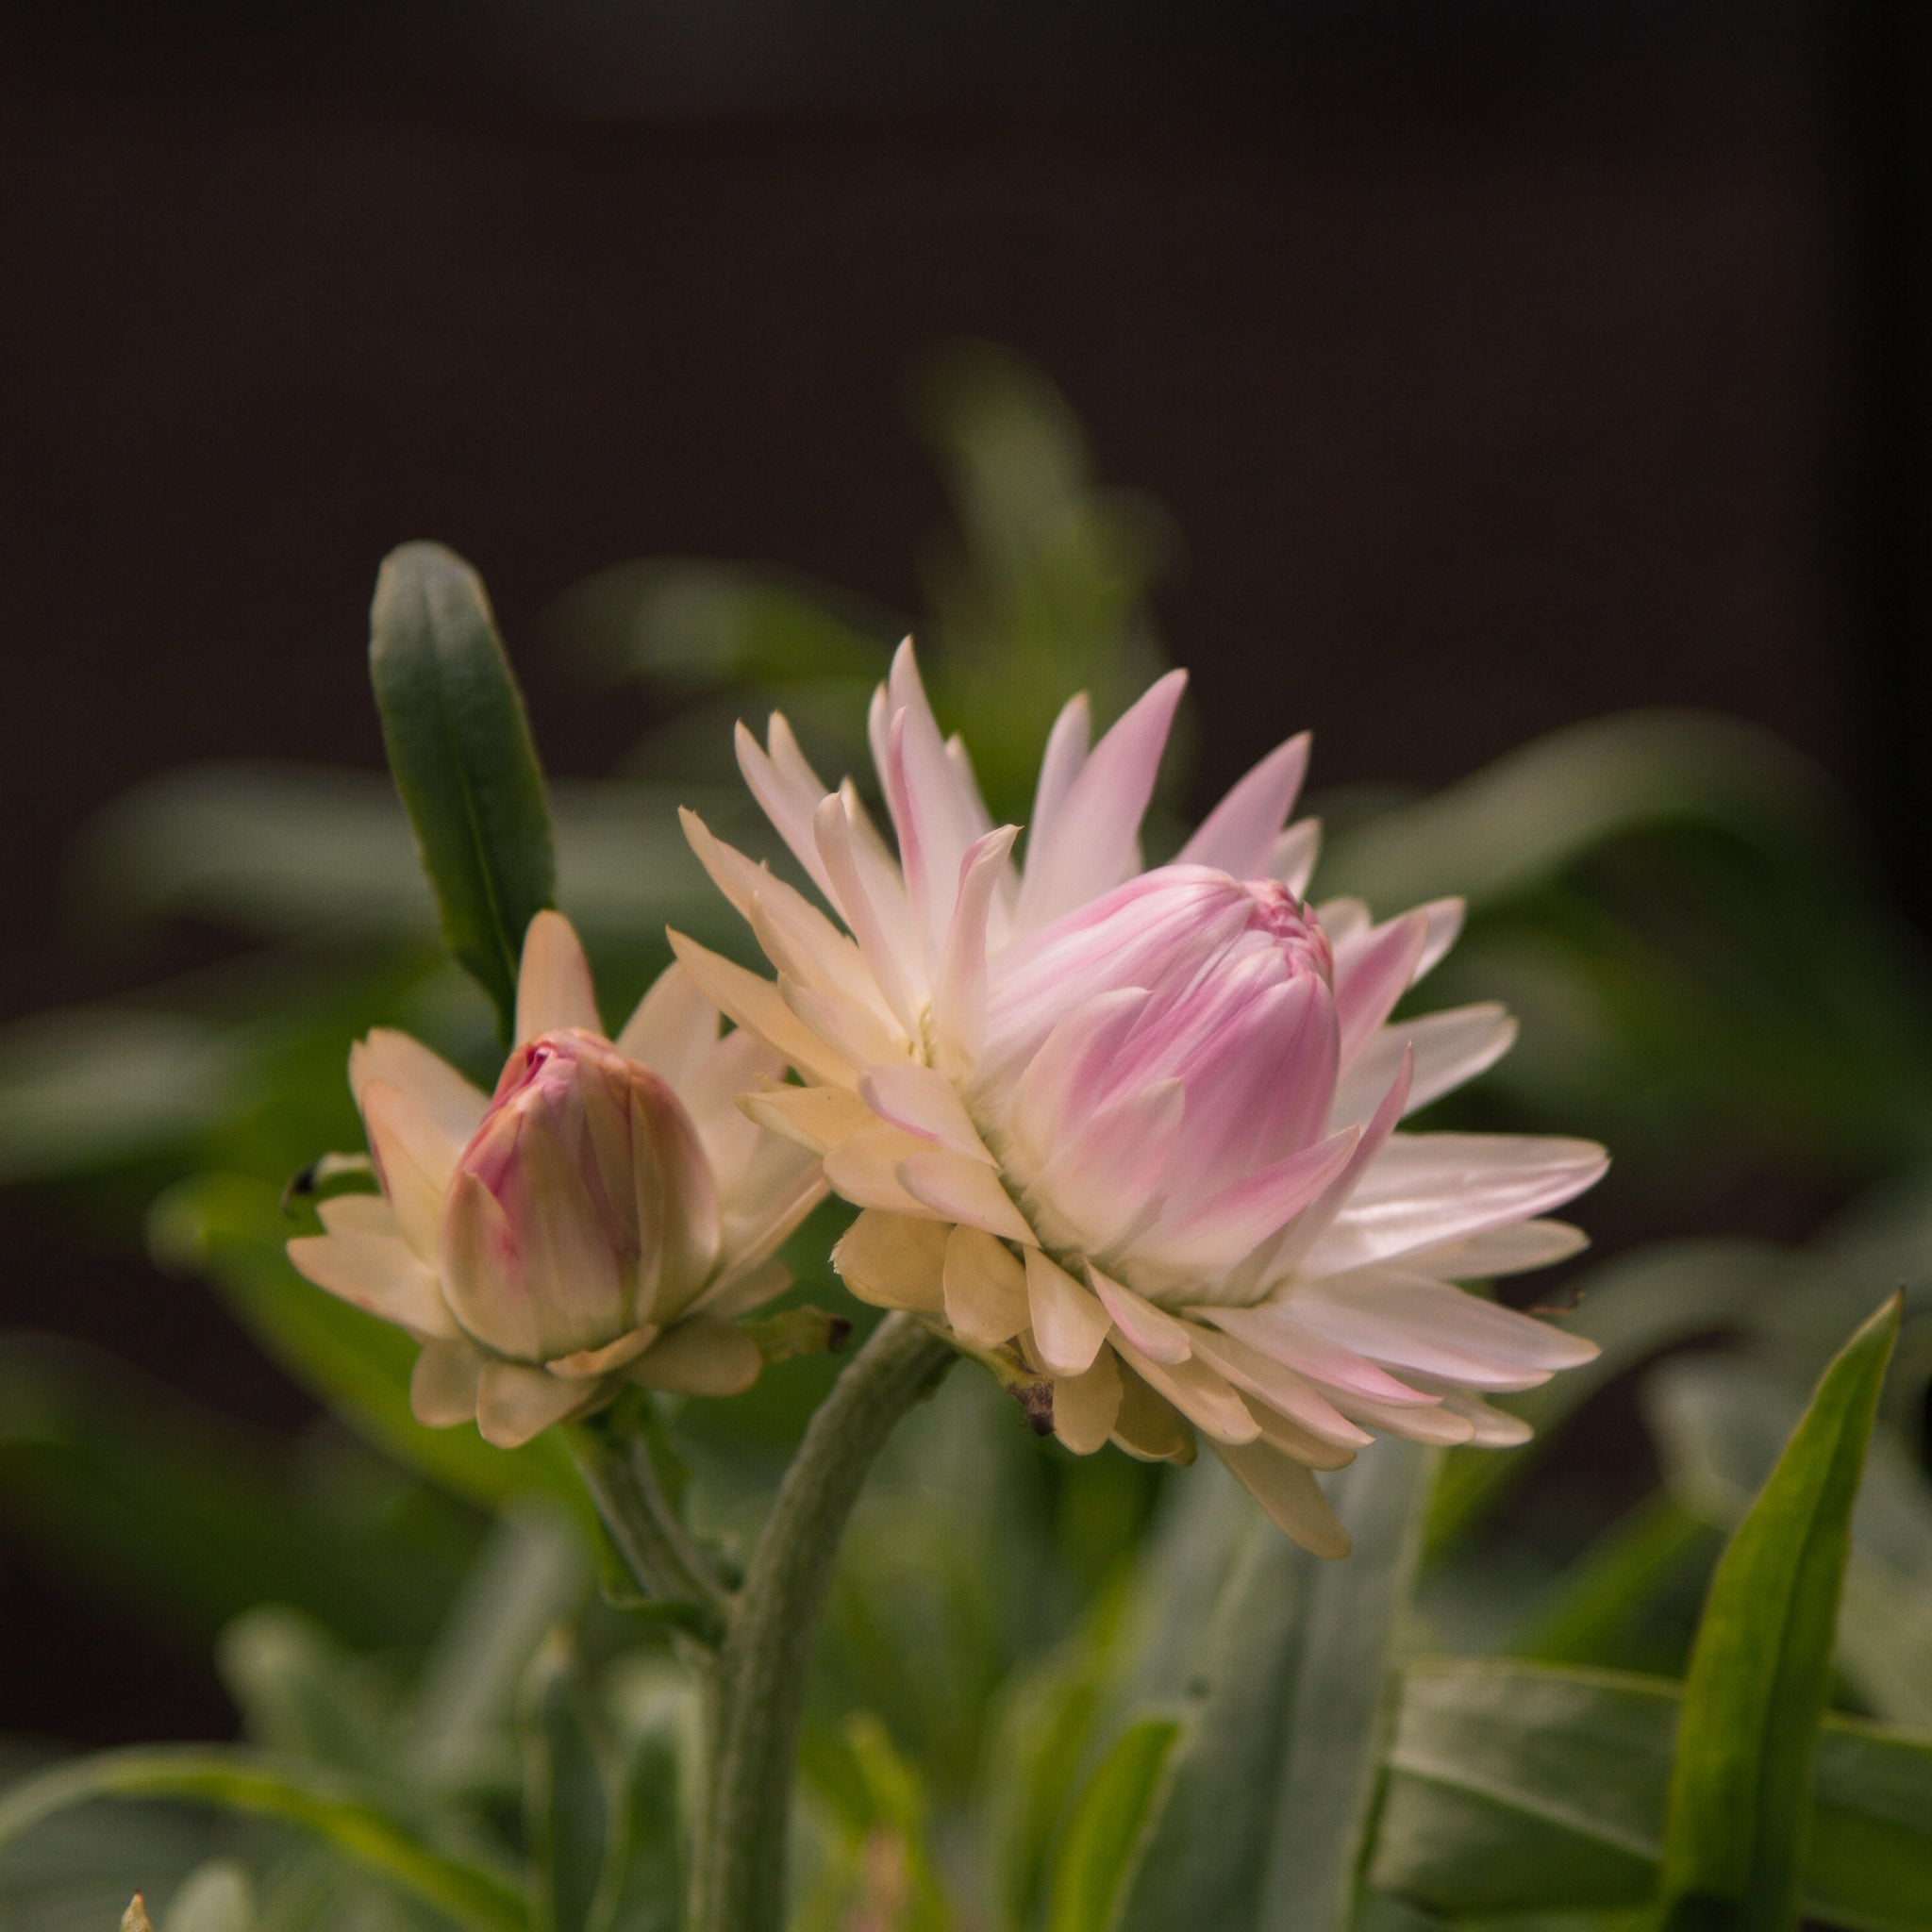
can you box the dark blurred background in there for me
[1,0,1927,1750]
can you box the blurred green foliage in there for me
[5,340,1932,1928]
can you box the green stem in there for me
[573,1410,731,1645]
[691,1311,954,1932]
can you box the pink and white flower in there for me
[675,647,1607,1556]
[289,911,824,1447]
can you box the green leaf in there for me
[159,1861,256,1932]
[588,1668,690,1932]
[1369,1657,1932,1930]
[150,1171,594,1531]
[1657,1293,1901,1931]
[523,1639,609,1932]
[369,541,556,1034]
[1114,1443,1433,1932]
[0,1750,526,1932]
[1044,1719,1180,1932]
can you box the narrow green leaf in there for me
[1658,1294,1901,1932]
[524,1638,609,1932]
[1115,1442,1432,1932]
[369,541,555,1033]
[1045,1719,1181,1932]
[158,1861,255,1932]
[0,1750,526,1932]
[1370,1657,1932,1930]
[589,1670,690,1932]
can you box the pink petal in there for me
[1089,1267,1192,1364]
[1178,733,1311,880]
[1331,909,1429,1067]
[1407,1218,1590,1279]
[1330,1003,1516,1128]
[1191,1306,1434,1407]
[813,792,921,1033]
[1029,691,1091,851]
[859,1062,994,1162]
[735,717,841,906]
[932,825,1022,1080]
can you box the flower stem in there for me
[691,1311,954,1932]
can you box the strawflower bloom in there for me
[290,911,824,1447]
[674,647,1607,1556]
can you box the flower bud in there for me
[440,1030,721,1372]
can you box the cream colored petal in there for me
[359,1079,461,1264]
[1436,1390,1534,1446]
[941,1224,1030,1347]
[898,1152,1036,1244]
[1212,1441,1351,1558]
[1329,1390,1477,1446]
[692,1257,791,1323]
[1182,1324,1374,1449]
[287,1230,457,1339]
[1052,1349,1123,1455]
[516,910,602,1045]
[1109,1368,1195,1464]
[316,1191,400,1239]
[630,1318,762,1397]
[825,1124,947,1218]
[1088,1268,1191,1366]
[476,1358,601,1447]
[741,880,881,1013]
[1113,1339,1262,1445]
[733,717,842,908]
[409,1337,483,1428]
[813,791,922,1034]
[740,1083,875,1155]
[860,1063,995,1163]
[613,961,719,1087]
[349,1030,489,1148]
[547,1324,660,1380]
[783,977,908,1072]
[1024,1248,1112,1376]
[1251,1404,1358,1473]
[832,1209,948,1314]
[668,932,856,1089]
[1405,1219,1590,1279]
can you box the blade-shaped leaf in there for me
[1114,1443,1432,1932]
[1657,1294,1901,1931]
[1045,1719,1181,1932]
[369,541,555,1034]
[524,1639,609,1932]
[0,1750,526,1932]
[1370,1657,1932,1930]
[589,1667,691,1932]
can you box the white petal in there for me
[1330,1004,1517,1128]
[1415,898,1465,979]
[1052,1349,1124,1455]
[667,933,855,1089]
[1303,1133,1607,1277]
[1315,896,1371,944]
[1284,1270,1599,1391]
[692,1256,791,1322]
[898,1151,1037,1243]
[824,1124,947,1218]
[832,1209,949,1313]
[1016,671,1188,930]
[1089,1267,1192,1365]
[360,1078,463,1264]
[1270,819,1322,898]
[1025,1248,1111,1375]
[1190,1307,1432,1408]
[859,1062,995,1162]
[941,1224,1030,1346]
[475,1360,600,1447]
[349,1031,488,1151]
[287,1229,457,1339]
[1181,1324,1375,1448]
[933,825,1022,1082]
[739,1082,875,1154]
[613,962,720,1088]
[1029,1077,1185,1256]
[1029,691,1091,853]
[813,791,922,1034]
[1437,1390,1534,1446]
[410,1338,483,1428]
[1112,1340,1260,1445]
[1331,1391,1476,1446]
[1212,1441,1350,1557]
[1178,733,1310,880]
[316,1191,400,1238]
[1407,1218,1591,1279]
[782,976,908,1072]
[735,717,841,907]
[1250,1404,1359,1472]
[516,911,602,1044]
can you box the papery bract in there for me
[676,646,1607,1555]
[290,911,824,1447]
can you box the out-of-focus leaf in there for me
[219,1609,400,1781]
[411,1508,591,1801]
[1044,1719,1180,1932]
[75,767,739,953]
[589,1665,690,1932]
[1370,1658,1932,1928]
[1510,1495,1715,1672]
[523,1641,608,1932]
[1427,1241,1790,1556]
[1646,1352,1932,1728]
[368,542,555,1035]
[149,1172,594,1531]
[160,1861,256,1932]
[838,1717,949,1932]
[0,1751,525,1932]
[0,1338,460,1650]
[1115,1445,1432,1932]
[1657,1296,1900,1932]
[0,1009,247,1185]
